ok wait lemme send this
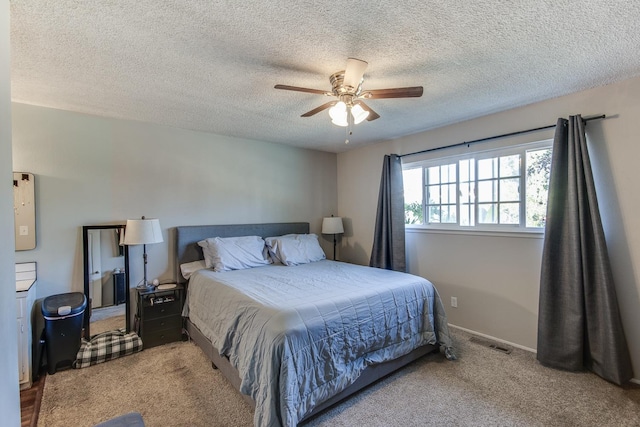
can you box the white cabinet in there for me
[17,318,26,384]
[16,262,36,390]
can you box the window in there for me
[403,141,552,231]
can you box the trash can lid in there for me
[42,292,87,317]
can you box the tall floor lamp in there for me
[123,216,163,290]
[322,216,344,261]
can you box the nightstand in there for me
[135,284,184,349]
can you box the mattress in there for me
[185,260,454,427]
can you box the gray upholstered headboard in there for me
[174,222,310,284]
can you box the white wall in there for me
[12,103,338,301]
[338,75,640,381]
[0,0,22,424]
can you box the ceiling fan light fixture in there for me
[331,115,348,127]
[351,103,369,124]
[275,57,423,128]
[329,101,348,127]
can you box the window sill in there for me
[405,226,545,239]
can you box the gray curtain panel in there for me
[370,154,406,271]
[537,115,633,385]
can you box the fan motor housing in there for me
[330,71,361,97]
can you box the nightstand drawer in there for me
[143,315,181,332]
[143,327,183,349]
[143,301,181,320]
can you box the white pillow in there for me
[180,260,207,280]
[265,234,326,266]
[197,235,270,272]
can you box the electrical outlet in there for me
[451,296,458,308]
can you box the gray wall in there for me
[338,75,640,381]
[1,0,21,423]
[12,103,338,300]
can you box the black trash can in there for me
[42,292,87,374]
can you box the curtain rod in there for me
[399,114,606,159]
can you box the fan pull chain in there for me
[345,109,353,144]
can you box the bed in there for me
[175,222,454,427]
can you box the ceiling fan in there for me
[275,58,423,128]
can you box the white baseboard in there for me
[448,323,640,385]
[448,323,537,353]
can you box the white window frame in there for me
[403,139,552,235]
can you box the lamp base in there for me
[136,282,156,291]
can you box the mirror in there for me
[14,172,36,251]
[82,225,130,339]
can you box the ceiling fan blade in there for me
[362,86,424,99]
[274,84,329,95]
[355,101,380,121]
[301,101,337,117]
[343,58,368,89]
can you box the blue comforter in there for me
[185,260,454,427]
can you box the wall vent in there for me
[469,336,513,354]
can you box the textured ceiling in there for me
[10,1,640,153]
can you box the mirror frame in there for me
[82,224,130,339]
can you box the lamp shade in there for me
[329,102,348,127]
[351,103,369,124]
[123,218,163,245]
[322,217,344,234]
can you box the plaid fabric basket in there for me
[74,329,143,368]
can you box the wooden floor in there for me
[20,374,45,427]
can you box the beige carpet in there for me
[38,329,640,427]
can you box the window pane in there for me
[500,178,520,201]
[500,155,520,177]
[526,148,552,227]
[403,168,424,225]
[428,185,440,204]
[478,158,497,180]
[403,168,422,204]
[477,180,497,202]
[442,165,449,182]
[447,163,457,183]
[429,206,441,223]
[441,205,457,223]
[440,184,455,204]
[500,202,520,224]
[449,184,457,204]
[459,181,475,204]
[460,159,470,182]
[428,166,440,185]
[405,206,423,224]
[460,203,474,226]
[478,203,497,223]
[440,185,448,204]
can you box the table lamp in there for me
[322,216,344,261]
[123,216,163,289]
